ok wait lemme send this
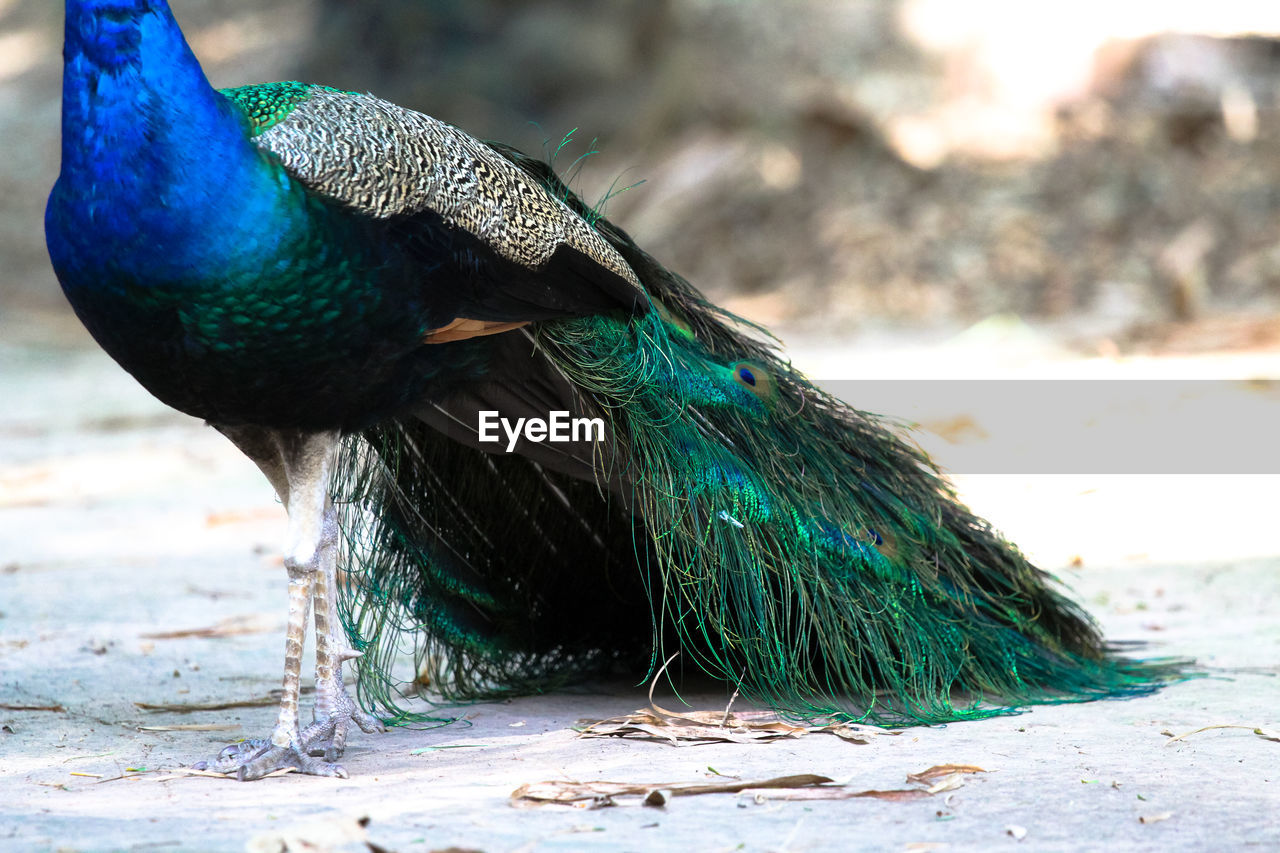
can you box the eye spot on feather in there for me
[731,360,776,404]
[871,529,898,560]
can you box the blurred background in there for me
[3,0,1279,354]
[2,12,1279,808]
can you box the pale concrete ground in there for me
[1,320,1278,852]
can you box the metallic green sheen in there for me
[220,82,350,136]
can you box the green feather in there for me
[221,82,351,136]
[332,145,1185,724]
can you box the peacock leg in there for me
[193,427,350,780]
[302,501,385,761]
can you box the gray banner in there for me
[815,379,1280,474]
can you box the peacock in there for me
[46,0,1181,781]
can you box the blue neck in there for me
[51,0,297,287]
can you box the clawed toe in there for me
[192,738,271,773]
[301,705,387,761]
[236,743,348,781]
[301,682,388,760]
[194,736,348,779]
[353,708,387,735]
[191,690,386,777]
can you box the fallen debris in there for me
[745,765,988,803]
[512,765,989,808]
[1162,724,1280,745]
[136,723,241,732]
[906,764,988,785]
[150,767,296,781]
[511,773,835,808]
[135,686,314,713]
[577,707,893,746]
[136,697,275,713]
[576,655,895,746]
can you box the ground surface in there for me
[1,324,1277,852]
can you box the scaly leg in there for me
[193,426,375,780]
[304,502,384,761]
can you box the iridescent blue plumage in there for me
[52,1,304,291]
[48,2,641,431]
[51,3,403,427]
[48,0,1185,780]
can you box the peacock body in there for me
[47,0,1179,779]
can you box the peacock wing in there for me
[223,83,647,334]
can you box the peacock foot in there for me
[193,735,349,780]
[302,686,387,762]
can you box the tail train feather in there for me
[333,143,1185,724]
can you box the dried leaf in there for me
[0,703,65,712]
[154,766,297,782]
[824,725,880,744]
[578,710,893,746]
[509,781,615,806]
[745,787,931,802]
[136,697,275,712]
[137,724,241,732]
[860,788,935,802]
[745,764,988,802]
[923,773,968,795]
[906,764,988,784]
[577,655,893,746]
[135,686,311,713]
[1164,724,1280,745]
[513,764,987,808]
[669,774,835,797]
[579,715,809,746]
[150,768,233,780]
[511,773,834,807]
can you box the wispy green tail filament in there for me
[333,145,1185,724]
